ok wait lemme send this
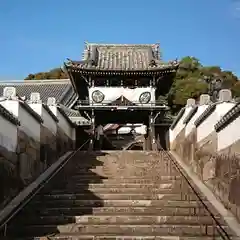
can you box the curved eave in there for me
[65,65,179,76]
[63,63,79,102]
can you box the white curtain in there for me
[89,87,155,104]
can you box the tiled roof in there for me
[59,104,90,126]
[19,100,43,123]
[42,104,59,123]
[66,42,179,72]
[194,103,217,127]
[0,104,20,126]
[170,107,186,130]
[183,106,198,125]
[0,79,78,108]
[215,102,240,132]
[57,106,76,127]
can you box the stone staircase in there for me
[4,151,232,239]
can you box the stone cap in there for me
[47,97,56,106]
[218,89,232,102]
[29,92,42,104]
[3,87,17,99]
[199,94,211,105]
[186,98,196,107]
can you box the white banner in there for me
[89,87,156,105]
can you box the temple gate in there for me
[64,42,179,150]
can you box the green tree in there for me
[168,57,239,112]
[25,68,68,80]
[232,81,240,98]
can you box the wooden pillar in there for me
[152,76,156,87]
[149,111,157,151]
[89,109,95,151]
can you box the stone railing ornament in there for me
[199,94,211,105]
[47,97,56,106]
[218,89,232,102]
[3,87,16,99]
[186,98,196,107]
[30,92,41,104]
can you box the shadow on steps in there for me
[2,151,108,239]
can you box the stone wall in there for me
[29,100,59,170]
[56,126,74,157]
[0,104,21,207]
[17,129,40,184]
[48,101,76,153]
[0,122,20,208]
[40,125,57,168]
[0,90,77,209]
[169,90,240,221]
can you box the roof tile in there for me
[0,79,77,107]
[66,43,179,71]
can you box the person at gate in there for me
[95,124,104,150]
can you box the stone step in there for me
[71,183,181,189]
[55,184,177,192]
[39,187,190,195]
[56,177,182,185]
[74,168,179,174]
[34,193,205,201]
[29,199,209,208]
[48,182,181,191]
[67,173,180,179]
[8,224,228,237]
[21,235,226,240]
[12,215,223,226]
[22,206,211,216]
[72,224,229,236]
[68,176,182,184]
[70,175,181,181]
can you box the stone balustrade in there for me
[169,89,240,221]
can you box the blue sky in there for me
[0,0,239,80]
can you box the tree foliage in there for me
[25,68,68,80]
[25,57,240,112]
[166,56,239,113]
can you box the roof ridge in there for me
[88,43,158,47]
[0,79,70,85]
[23,79,70,84]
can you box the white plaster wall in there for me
[49,106,75,140]
[29,103,42,116]
[49,105,57,116]
[30,104,57,135]
[18,105,41,141]
[217,116,240,151]
[89,87,156,106]
[169,106,193,143]
[197,102,235,143]
[0,100,19,116]
[1,100,41,141]
[42,107,57,135]
[185,105,209,137]
[0,115,18,152]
